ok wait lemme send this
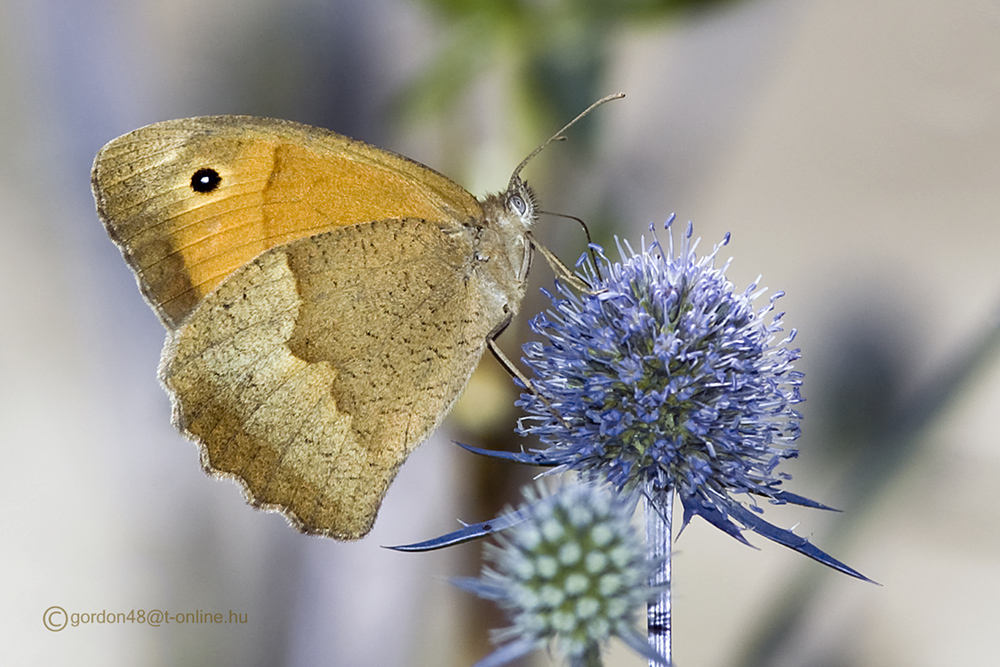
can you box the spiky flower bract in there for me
[452,482,664,667]
[516,218,811,547]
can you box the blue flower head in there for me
[452,481,664,667]
[517,218,811,545]
[398,218,871,600]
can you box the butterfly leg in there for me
[487,322,571,428]
[526,231,596,294]
[487,310,580,432]
[486,311,538,394]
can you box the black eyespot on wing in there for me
[190,168,222,193]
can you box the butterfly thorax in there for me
[474,177,537,317]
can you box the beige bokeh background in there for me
[2,0,998,666]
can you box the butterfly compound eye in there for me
[508,193,527,216]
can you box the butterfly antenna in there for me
[508,92,625,189]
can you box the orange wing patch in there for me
[93,117,483,328]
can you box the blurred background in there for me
[3,0,999,665]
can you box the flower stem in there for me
[645,489,672,666]
[574,644,603,667]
